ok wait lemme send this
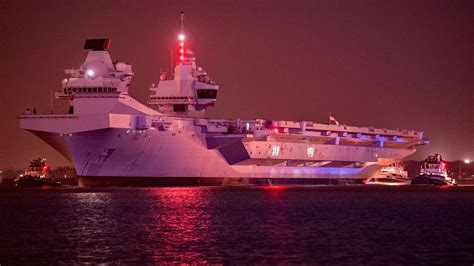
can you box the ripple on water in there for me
[0,186,473,264]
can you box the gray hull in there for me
[78,176,364,187]
[27,127,388,186]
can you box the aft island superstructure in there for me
[18,15,427,186]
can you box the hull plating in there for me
[78,176,363,187]
[29,128,385,186]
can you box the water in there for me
[0,186,473,264]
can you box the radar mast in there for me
[178,11,185,62]
[147,12,220,117]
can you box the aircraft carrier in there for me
[18,14,427,186]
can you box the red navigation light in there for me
[441,162,447,168]
[178,37,185,61]
[273,128,279,134]
[42,165,48,171]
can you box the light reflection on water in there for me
[146,188,215,263]
[0,186,473,264]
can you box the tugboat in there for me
[364,162,411,185]
[411,154,456,186]
[14,157,61,187]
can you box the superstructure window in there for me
[307,147,315,158]
[70,87,117,93]
[197,89,217,99]
[173,104,186,112]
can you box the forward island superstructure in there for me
[18,14,427,186]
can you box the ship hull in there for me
[78,176,364,186]
[411,174,456,186]
[18,109,426,187]
[24,127,389,186]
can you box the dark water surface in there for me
[0,186,473,264]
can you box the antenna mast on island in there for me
[178,12,186,62]
[170,12,185,74]
[180,11,185,34]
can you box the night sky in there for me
[0,0,472,168]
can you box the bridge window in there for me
[197,89,217,99]
[173,104,186,112]
[70,87,117,93]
